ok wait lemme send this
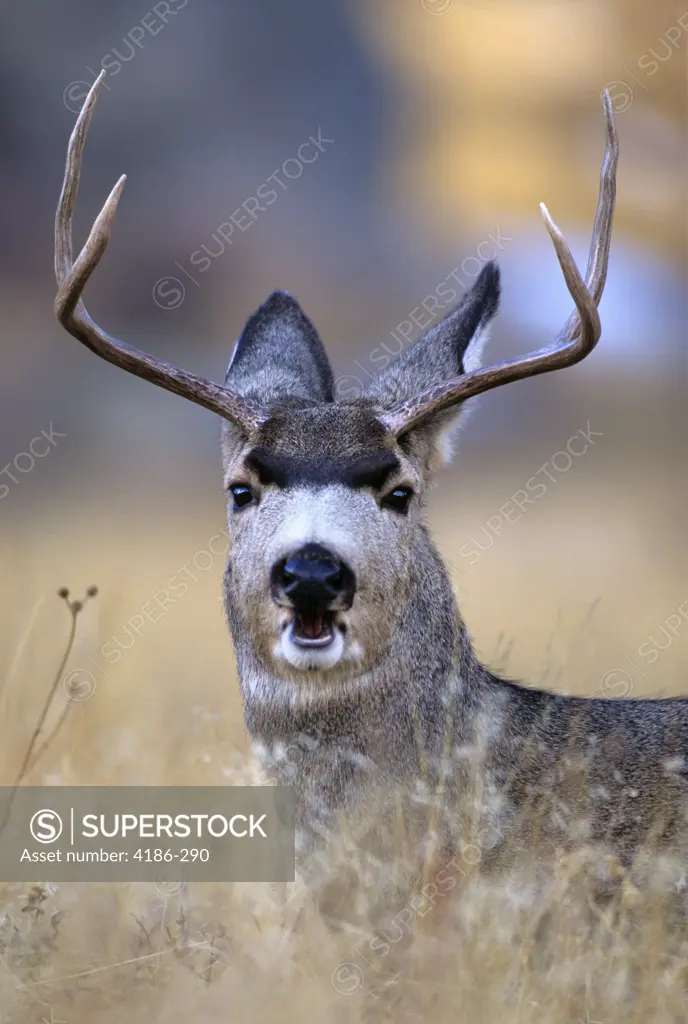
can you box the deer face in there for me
[222,269,500,680]
[223,403,422,675]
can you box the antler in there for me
[54,71,265,432]
[379,89,619,437]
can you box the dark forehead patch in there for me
[246,402,399,489]
[245,447,401,489]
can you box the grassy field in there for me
[0,462,686,1022]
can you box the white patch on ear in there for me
[434,324,491,466]
[226,338,240,374]
[463,322,490,374]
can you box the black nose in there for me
[271,543,356,609]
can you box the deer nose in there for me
[271,543,356,609]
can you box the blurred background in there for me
[0,0,687,792]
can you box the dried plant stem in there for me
[0,607,78,839]
[26,701,73,776]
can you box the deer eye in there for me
[382,487,413,514]
[230,483,255,510]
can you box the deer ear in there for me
[364,262,500,466]
[226,291,333,406]
[222,292,334,464]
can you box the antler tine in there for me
[561,88,618,340]
[379,88,618,438]
[54,71,265,432]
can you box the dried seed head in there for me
[58,584,99,615]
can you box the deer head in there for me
[55,72,617,685]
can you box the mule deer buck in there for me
[55,73,687,870]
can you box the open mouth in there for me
[290,608,335,648]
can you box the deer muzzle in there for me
[270,543,356,648]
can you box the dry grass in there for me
[1,479,686,1023]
